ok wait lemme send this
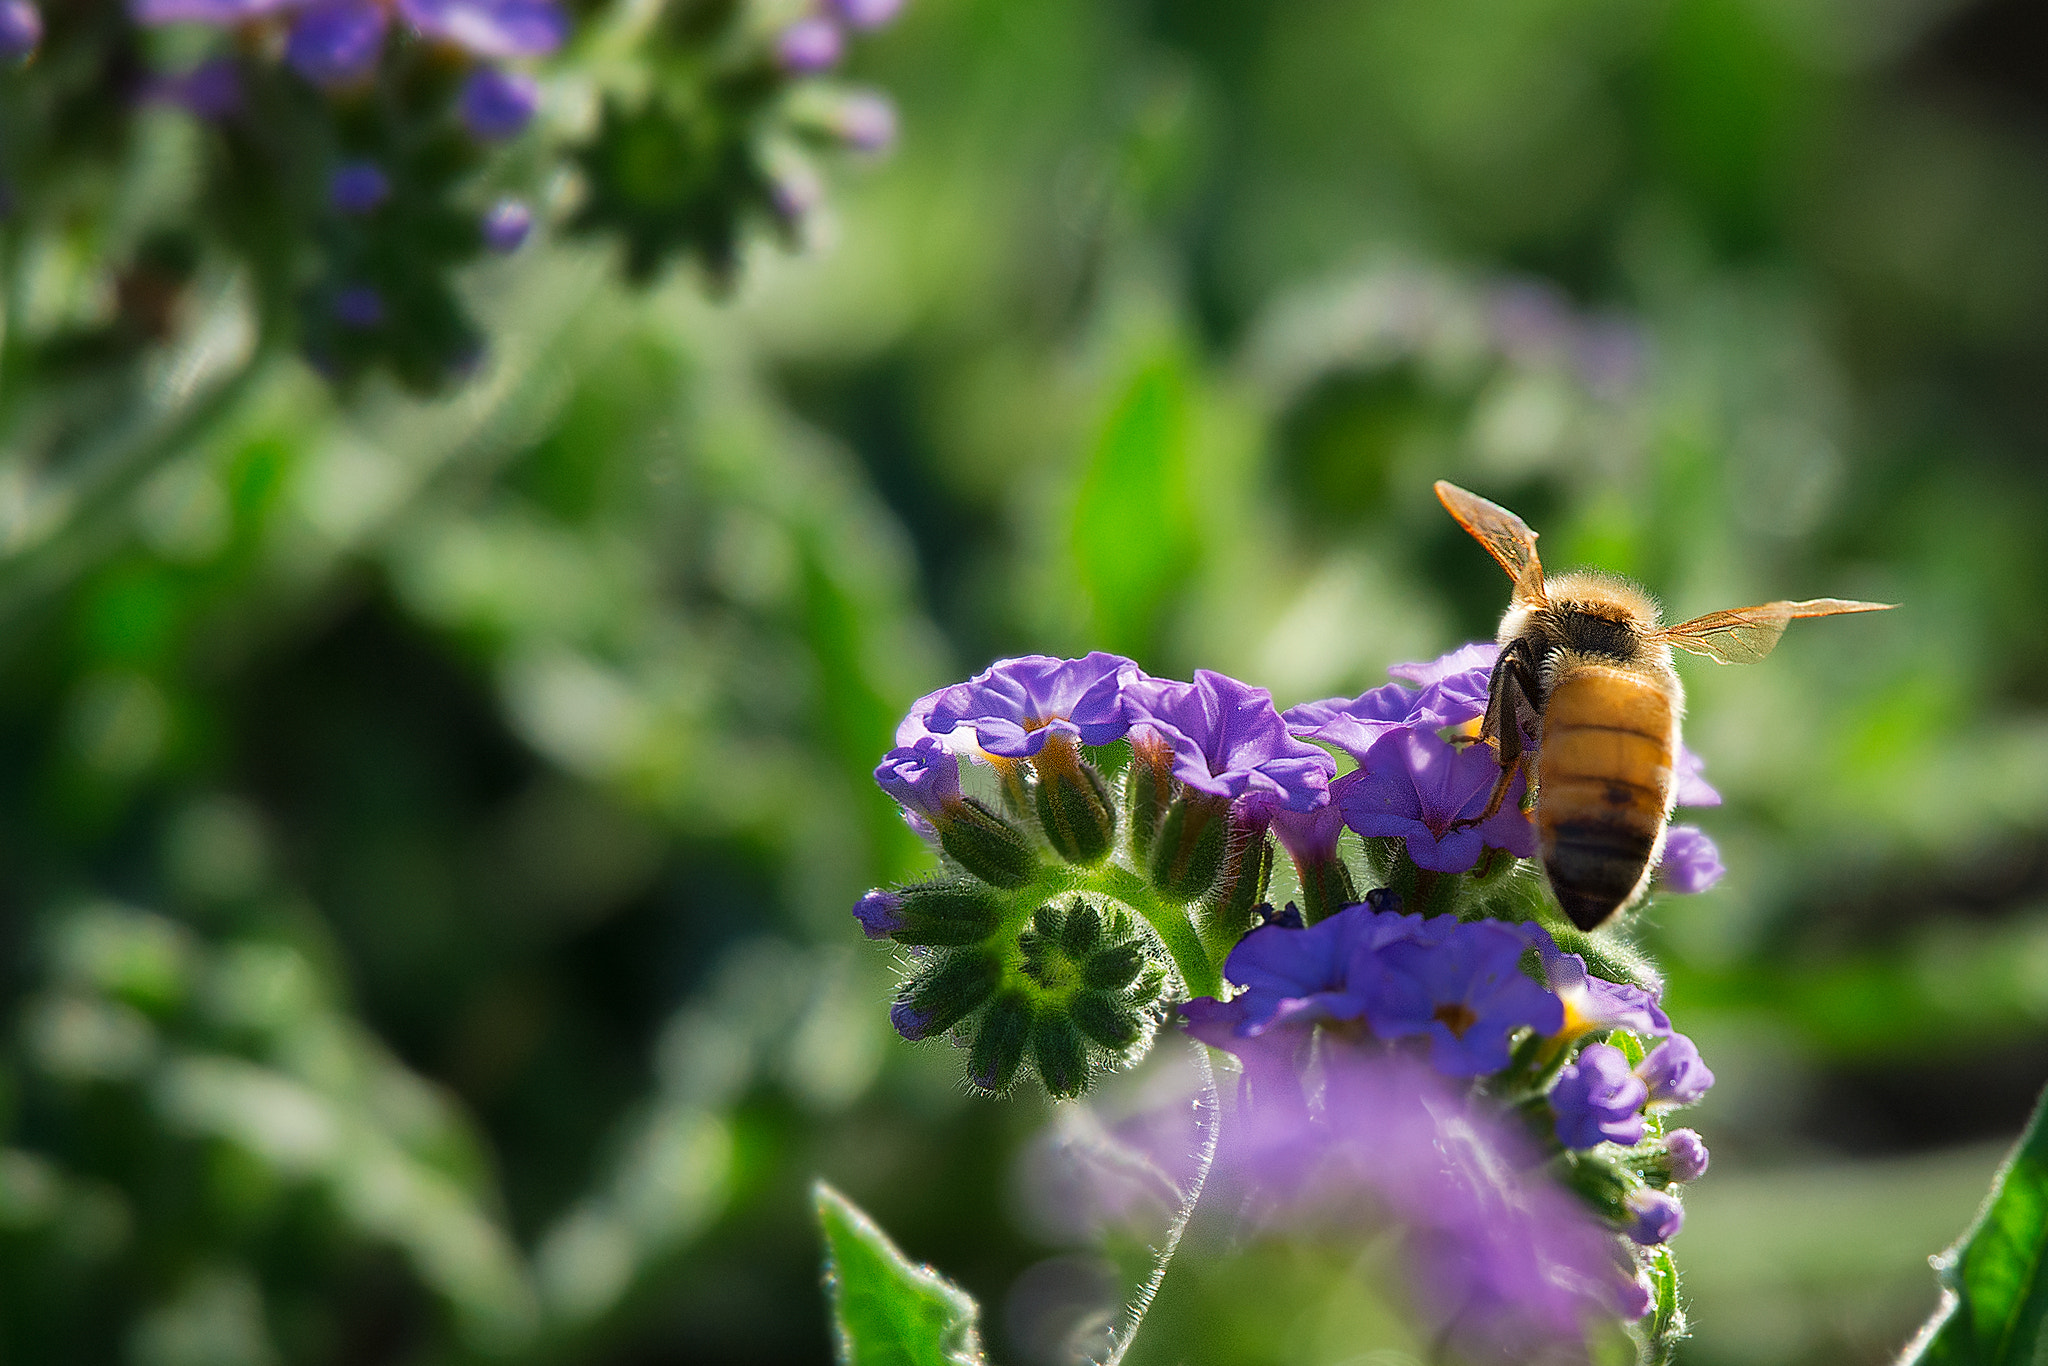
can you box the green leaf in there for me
[814,1181,985,1366]
[1904,1083,2048,1364]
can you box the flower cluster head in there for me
[854,642,1734,1357]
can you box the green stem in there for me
[1093,864,1221,1000]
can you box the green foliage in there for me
[815,1182,984,1366]
[1906,1086,2048,1366]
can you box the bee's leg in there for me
[1449,643,1538,830]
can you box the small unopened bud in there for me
[1082,941,1143,991]
[938,797,1038,889]
[1033,1013,1088,1098]
[1070,989,1141,1050]
[852,889,905,940]
[1148,793,1229,902]
[968,991,1032,1093]
[1623,1188,1684,1246]
[871,881,1004,946]
[1214,820,1275,928]
[1032,737,1115,864]
[1663,1129,1709,1183]
[891,950,1000,1041]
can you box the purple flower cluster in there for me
[1289,643,1727,888]
[1182,903,1561,1079]
[131,0,563,106]
[0,0,42,60]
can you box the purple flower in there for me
[826,90,897,152]
[1124,671,1333,814]
[1673,746,1720,807]
[481,197,533,252]
[0,0,41,59]
[1213,912,1375,1035]
[333,285,384,328]
[459,67,538,140]
[1260,798,1344,870]
[131,0,294,23]
[920,653,1137,759]
[852,890,904,940]
[328,161,391,214]
[774,15,842,72]
[1285,644,1495,762]
[141,58,245,117]
[1657,824,1724,894]
[1550,1043,1647,1149]
[1365,919,1562,1076]
[1180,995,1308,1116]
[398,0,567,58]
[1664,1128,1709,1183]
[286,0,389,86]
[873,738,961,834]
[1536,939,1670,1040]
[1623,1188,1683,1245]
[1637,1034,1714,1106]
[829,0,902,29]
[1335,729,1536,873]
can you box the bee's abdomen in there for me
[1536,666,1677,931]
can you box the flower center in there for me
[1433,1002,1479,1037]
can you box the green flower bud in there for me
[891,950,1002,1041]
[937,797,1038,889]
[1147,792,1229,902]
[1033,1013,1088,1099]
[1126,732,1177,866]
[1070,989,1141,1050]
[883,880,1005,946]
[968,992,1033,1093]
[1032,737,1116,864]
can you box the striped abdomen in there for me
[1535,666,1678,930]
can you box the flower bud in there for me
[1081,941,1143,991]
[1214,820,1276,928]
[968,991,1032,1093]
[937,797,1038,889]
[1147,793,1229,902]
[1125,731,1177,864]
[859,880,1004,947]
[1031,737,1116,864]
[1069,989,1142,1050]
[1032,1013,1088,1098]
[1623,1188,1684,1245]
[891,950,1001,1041]
[1662,1129,1709,1183]
[1637,1034,1714,1107]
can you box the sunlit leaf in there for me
[1905,1084,2048,1364]
[815,1181,984,1366]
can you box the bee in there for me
[1434,480,1894,930]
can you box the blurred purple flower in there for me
[1536,939,1671,1040]
[1673,745,1721,807]
[1657,824,1724,894]
[873,737,961,835]
[333,285,384,328]
[1664,1128,1709,1183]
[1550,1042,1647,1149]
[827,89,897,152]
[1623,1188,1683,1245]
[1637,1034,1714,1106]
[132,0,293,22]
[830,0,902,29]
[1180,994,1309,1116]
[920,653,1137,758]
[141,58,245,117]
[481,198,533,252]
[0,0,41,59]
[775,15,842,72]
[460,67,538,139]
[1124,670,1333,813]
[852,889,904,940]
[1336,729,1536,873]
[398,0,566,57]
[287,0,389,86]
[329,161,391,214]
[1365,918,1560,1075]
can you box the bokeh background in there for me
[5,0,2048,1362]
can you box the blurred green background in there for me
[7,0,2048,1361]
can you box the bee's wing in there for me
[1434,480,1546,603]
[1655,598,1895,663]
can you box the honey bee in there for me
[1434,480,1893,930]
